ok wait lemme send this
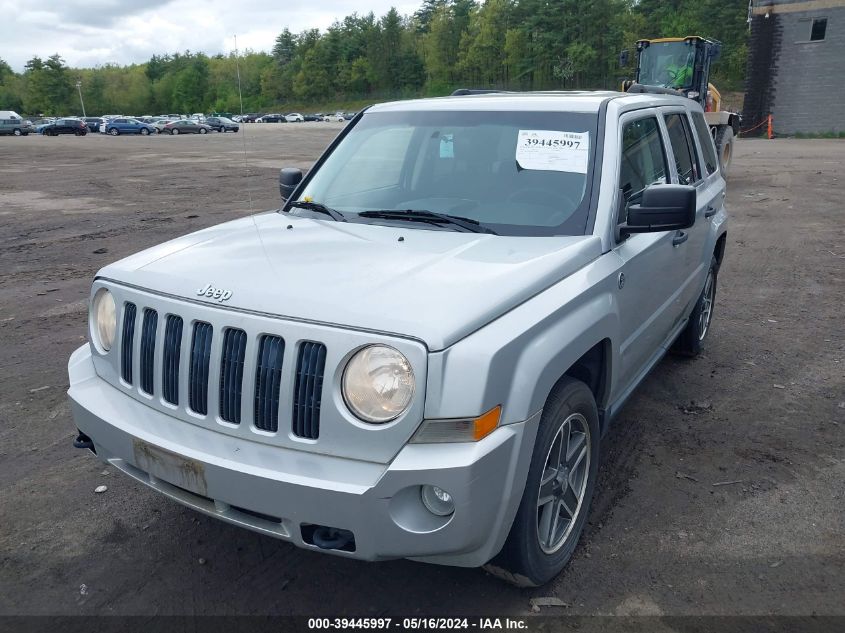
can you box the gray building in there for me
[743,0,845,135]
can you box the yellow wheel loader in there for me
[621,36,740,175]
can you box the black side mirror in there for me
[619,49,629,67]
[622,184,696,234]
[279,167,303,200]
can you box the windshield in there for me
[638,41,696,90]
[292,110,598,236]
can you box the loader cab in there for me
[630,37,721,110]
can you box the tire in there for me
[109,128,119,136]
[233,128,238,133]
[219,126,225,133]
[673,256,718,357]
[172,129,179,135]
[13,128,21,136]
[199,128,207,134]
[140,128,150,136]
[714,126,734,177]
[489,377,600,587]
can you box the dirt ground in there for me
[0,126,842,619]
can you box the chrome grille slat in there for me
[292,341,326,439]
[139,309,158,395]
[254,335,284,432]
[120,303,136,384]
[162,315,183,405]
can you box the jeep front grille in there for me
[292,341,327,440]
[254,335,285,432]
[188,322,213,415]
[139,308,158,394]
[121,303,136,384]
[162,315,183,405]
[117,305,335,438]
[219,328,247,424]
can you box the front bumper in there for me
[68,345,539,566]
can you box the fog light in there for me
[420,485,454,517]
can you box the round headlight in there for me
[91,288,116,352]
[342,345,415,423]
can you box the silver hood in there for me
[97,211,601,351]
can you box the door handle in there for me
[672,231,689,247]
[704,205,718,218]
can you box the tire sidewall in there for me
[501,379,600,585]
[675,256,718,356]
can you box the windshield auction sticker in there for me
[515,130,589,173]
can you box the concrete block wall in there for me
[743,1,845,135]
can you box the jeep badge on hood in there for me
[196,283,232,302]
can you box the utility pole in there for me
[76,81,86,117]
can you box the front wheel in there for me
[140,128,150,136]
[172,129,179,135]
[13,128,21,136]
[109,128,119,136]
[489,377,600,586]
[199,128,207,134]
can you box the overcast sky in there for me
[2,0,422,71]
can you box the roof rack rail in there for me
[450,89,512,96]
[624,83,683,97]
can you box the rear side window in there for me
[691,112,718,175]
[619,116,668,204]
[664,113,701,185]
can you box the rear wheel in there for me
[109,128,119,136]
[673,256,718,357]
[714,126,734,176]
[13,128,21,136]
[488,377,600,586]
[219,126,225,133]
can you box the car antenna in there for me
[234,34,254,213]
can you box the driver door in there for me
[613,112,689,392]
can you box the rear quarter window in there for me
[691,112,718,176]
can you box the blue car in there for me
[103,118,157,136]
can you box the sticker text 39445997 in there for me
[515,130,590,174]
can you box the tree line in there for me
[0,0,749,117]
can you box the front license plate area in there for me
[133,439,208,497]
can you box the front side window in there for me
[294,110,599,236]
[664,113,700,185]
[619,116,668,208]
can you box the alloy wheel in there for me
[536,412,591,554]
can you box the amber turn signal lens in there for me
[473,405,501,441]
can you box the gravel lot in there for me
[0,126,843,618]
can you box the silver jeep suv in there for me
[68,90,727,586]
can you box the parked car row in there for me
[3,108,350,138]
[235,111,354,123]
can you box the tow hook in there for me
[311,526,354,551]
[73,429,95,452]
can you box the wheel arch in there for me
[714,231,727,268]
[559,338,612,432]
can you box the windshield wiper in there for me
[357,209,497,235]
[287,200,347,222]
